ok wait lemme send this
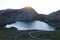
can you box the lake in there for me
[5,21,55,31]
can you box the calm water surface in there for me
[5,21,55,31]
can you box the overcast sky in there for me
[0,0,60,14]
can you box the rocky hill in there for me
[47,10,60,21]
[46,10,60,29]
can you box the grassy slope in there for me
[0,28,60,40]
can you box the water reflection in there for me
[5,21,55,31]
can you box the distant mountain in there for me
[46,10,60,28]
[0,7,47,28]
[0,7,37,22]
[1,6,60,29]
[47,10,60,21]
[17,6,37,21]
[1,7,60,30]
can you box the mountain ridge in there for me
[0,7,46,28]
[0,6,60,30]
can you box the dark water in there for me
[5,21,55,31]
